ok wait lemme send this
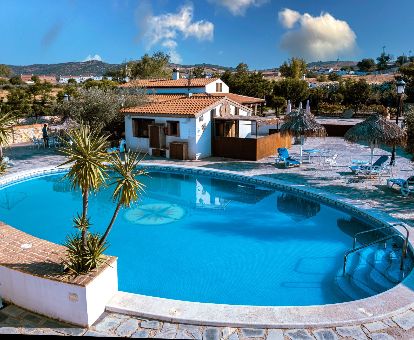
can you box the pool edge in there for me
[1,163,414,328]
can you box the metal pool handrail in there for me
[343,233,407,276]
[352,223,409,263]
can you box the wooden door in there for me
[149,125,160,148]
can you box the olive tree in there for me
[54,87,148,131]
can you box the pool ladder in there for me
[343,223,410,276]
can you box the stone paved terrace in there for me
[1,138,414,338]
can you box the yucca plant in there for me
[0,112,17,160]
[59,123,110,250]
[99,151,147,247]
[63,232,108,275]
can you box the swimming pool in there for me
[0,169,412,306]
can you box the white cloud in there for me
[278,9,357,61]
[168,49,183,64]
[84,54,102,62]
[278,8,301,29]
[209,0,268,16]
[161,39,178,49]
[139,3,214,64]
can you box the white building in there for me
[58,75,103,84]
[123,95,252,160]
[120,77,229,95]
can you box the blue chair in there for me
[349,155,389,174]
[275,148,300,168]
[387,176,414,197]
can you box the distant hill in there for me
[6,60,234,77]
[307,60,357,69]
[7,60,119,76]
[5,59,360,78]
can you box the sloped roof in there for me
[120,78,219,88]
[193,93,265,104]
[122,96,223,117]
[145,93,264,105]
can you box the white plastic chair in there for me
[32,137,43,149]
[324,154,338,168]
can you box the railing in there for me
[353,223,410,261]
[343,233,407,276]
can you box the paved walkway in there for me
[2,303,414,339]
[1,138,414,338]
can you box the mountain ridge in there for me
[5,60,358,77]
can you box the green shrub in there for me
[63,232,108,275]
[405,105,414,155]
[0,160,6,175]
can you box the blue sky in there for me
[1,0,413,69]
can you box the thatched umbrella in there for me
[280,109,327,162]
[344,114,407,165]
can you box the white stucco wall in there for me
[125,100,251,160]
[195,109,214,159]
[205,79,229,93]
[0,260,118,326]
[125,115,198,159]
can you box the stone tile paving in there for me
[2,305,414,338]
[1,139,414,338]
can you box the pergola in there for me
[213,115,281,138]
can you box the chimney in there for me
[172,68,180,80]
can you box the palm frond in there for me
[0,112,17,148]
[58,123,110,192]
[109,151,147,208]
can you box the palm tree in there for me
[59,124,110,249]
[99,151,146,247]
[0,112,17,160]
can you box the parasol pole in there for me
[300,134,304,163]
[370,142,375,165]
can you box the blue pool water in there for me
[0,171,396,306]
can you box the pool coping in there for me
[1,163,414,328]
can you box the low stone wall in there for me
[0,222,118,326]
[8,124,43,144]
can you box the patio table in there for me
[351,159,369,165]
[303,149,321,163]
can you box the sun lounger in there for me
[275,148,300,168]
[387,176,414,197]
[349,155,389,174]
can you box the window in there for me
[166,121,180,137]
[132,118,155,138]
[215,82,222,92]
[234,107,239,115]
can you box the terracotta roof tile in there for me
[120,78,219,88]
[122,96,223,117]
[192,93,265,104]
[145,93,264,105]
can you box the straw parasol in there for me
[344,114,407,165]
[280,109,327,163]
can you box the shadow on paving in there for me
[4,144,61,161]
[0,261,66,279]
[0,304,80,330]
